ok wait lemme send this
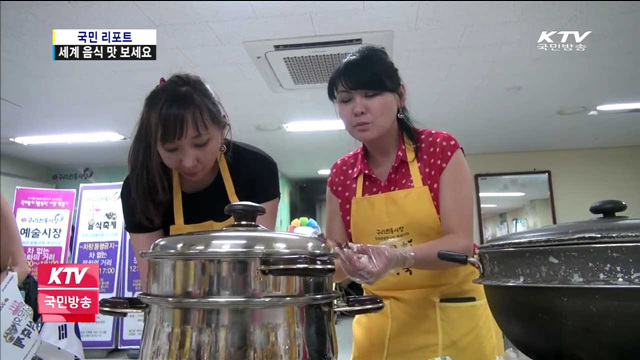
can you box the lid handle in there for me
[224,202,266,227]
[589,200,627,218]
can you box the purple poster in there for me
[118,233,144,348]
[126,238,141,295]
[72,183,124,349]
[12,187,76,281]
[76,241,119,294]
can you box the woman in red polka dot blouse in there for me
[324,46,503,360]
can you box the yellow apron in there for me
[169,153,238,235]
[349,137,504,360]
[166,153,239,359]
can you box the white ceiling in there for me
[1,1,639,179]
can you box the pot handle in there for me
[99,297,147,317]
[437,250,483,274]
[224,202,266,228]
[589,200,627,218]
[258,256,335,277]
[334,295,384,315]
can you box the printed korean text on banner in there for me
[71,183,125,349]
[13,187,76,281]
[118,233,145,348]
[1,272,41,360]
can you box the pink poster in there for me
[12,187,76,281]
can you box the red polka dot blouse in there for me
[327,128,462,238]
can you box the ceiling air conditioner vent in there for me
[243,31,393,92]
[284,52,351,86]
[273,38,362,50]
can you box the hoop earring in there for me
[397,109,405,120]
[219,144,227,153]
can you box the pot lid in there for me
[141,202,331,259]
[481,200,640,249]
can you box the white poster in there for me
[496,223,509,237]
[483,225,493,241]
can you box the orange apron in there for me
[169,153,238,235]
[349,137,503,360]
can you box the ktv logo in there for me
[538,31,592,43]
[37,264,99,322]
[537,31,592,52]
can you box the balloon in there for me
[291,219,301,227]
[299,217,309,227]
[307,219,318,228]
[288,225,296,232]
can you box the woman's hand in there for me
[333,243,415,285]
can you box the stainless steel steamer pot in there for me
[100,202,383,360]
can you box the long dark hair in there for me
[128,73,230,228]
[327,45,419,155]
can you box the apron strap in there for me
[355,135,424,198]
[218,153,240,203]
[172,153,240,227]
[356,170,365,199]
[404,135,424,188]
[172,171,185,226]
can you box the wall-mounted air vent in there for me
[243,31,394,93]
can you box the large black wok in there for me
[439,200,640,360]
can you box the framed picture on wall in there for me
[475,171,557,244]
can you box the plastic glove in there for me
[333,243,415,285]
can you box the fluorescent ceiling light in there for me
[317,169,331,175]
[283,120,345,132]
[10,132,126,145]
[595,102,640,112]
[479,192,526,197]
[481,204,498,208]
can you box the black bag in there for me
[19,274,40,323]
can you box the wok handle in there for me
[438,250,469,265]
[438,250,483,274]
[258,256,335,277]
[334,295,384,315]
[99,297,147,317]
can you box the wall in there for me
[51,165,128,192]
[290,178,328,227]
[0,154,54,206]
[276,174,293,231]
[534,199,553,228]
[468,146,640,244]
